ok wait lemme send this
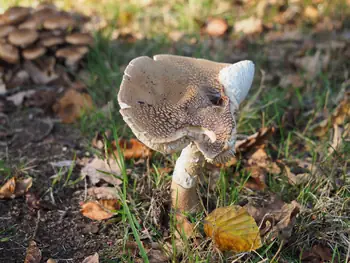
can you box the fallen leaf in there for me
[0,177,16,198]
[52,88,94,124]
[301,244,332,262]
[0,177,33,199]
[46,259,57,263]
[245,195,300,240]
[7,90,36,106]
[295,49,330,80]
[14,177,33,197]
[80,201,115,221]
[234,17,263,35]
[98,199,121,211]
[117,138,152,160]
[24,240,42,263]
[304,6,319,21]
[311,91,349,138]
[148,249,169,263]
[87,186,120,200]
[81,156,122,186]
[235,127,276,154]
[82,253,99,263]
[204,18,228,37]
[203,205,262,252]
[279,74,304,89]
[175,213,195,238]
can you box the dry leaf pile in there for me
[79,133,153,221]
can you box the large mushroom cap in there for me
[118,55,255,163]
[8,28,38,47]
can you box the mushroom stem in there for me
[171,143,204,213]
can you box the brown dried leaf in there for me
[117,138,152,160]
[98,199,121,211]
[46,259,57,263]
[82,253,99,263]
[81,156,122,186]
[53,89,94,124]
[148,249,169,263]
[87,186,119,200]
[279,74,304,89]
[0,177,16,199]
[245,195,300,240]
[24,240,42,263]
[80,201,115,221]
[311,92,349,138]
[205,18,228,37]
[304,6,319,21]
[235,127,276,154]
[0,177,33,199]
[234,17,263,35]
[175,213,195,238]
[301,244,332,262]
[14,177,33,197]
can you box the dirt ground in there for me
[0,109,118,262]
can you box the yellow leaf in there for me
[203,206,262,252]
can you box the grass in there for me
[1,0,350,262]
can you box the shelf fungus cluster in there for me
[0,4,93,93]
[118,54,255,213]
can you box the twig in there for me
[270,240,284,263]
[32,210,41,240]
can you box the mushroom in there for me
[2,6,31,25]
[56,46,89,67]
[0,25,15,38]
[8,28,38,47]
[117,55,255,213]
[40,36,65,47]
[65,33,94,46]
[0,42,19,64]
[22,46,46,60]
[43,14,75,30]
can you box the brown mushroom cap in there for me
[65,33,94,46]
[8,28,39,47]
[56,46,89,65]
[43,14,75,30]
[18,17,41,30]
[118,54,236,163]
[40,36,65,47]
[22,46,46,60]
[32,7,58,23]
[3,6,31,25]
[0,25,15,38]
[0,42,19,64]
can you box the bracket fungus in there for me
[118,55,254,213]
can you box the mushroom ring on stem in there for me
[118,55,255,213]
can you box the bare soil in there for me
[0,108,118,262]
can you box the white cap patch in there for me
[219,60,255,107]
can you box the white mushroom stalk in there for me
[117,55,255,214]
